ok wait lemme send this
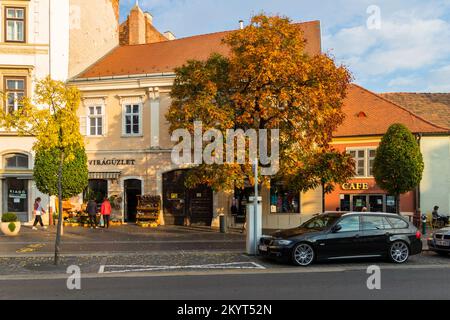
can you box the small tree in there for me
[0,76,85,264]
[34,147,88,199]
[373,124,424,214]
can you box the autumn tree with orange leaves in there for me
[167,14,353,193]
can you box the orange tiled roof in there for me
[379,93,450,129]
[334,85,449,137]
[76,21,322,79]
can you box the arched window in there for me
[3,153,29,169]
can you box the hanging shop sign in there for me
[88,159,136,166]
[341,183,369,191]
[9,189,27,199]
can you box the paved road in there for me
[1,267,450,300]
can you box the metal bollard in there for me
[219,214,227,233]
[421,214,427,235]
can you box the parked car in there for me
[259,212,423,266]
[427,227,450,255]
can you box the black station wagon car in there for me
[259,212,423,266]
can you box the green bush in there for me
[8,222,16,232]
[1,213,18,223]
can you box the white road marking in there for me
[98,262,266,274]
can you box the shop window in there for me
[386,195,397,214]
[4,77,26,113]
[340,195,351,211]
[88,105,104,136]
[123,104,142,136]
[347,148,377,177]
[3,153,28,169]
[270,179,300,213]
[3,178,28,213]
[5,7,26,42]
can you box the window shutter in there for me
[79,116,87,136]
[103,110,108,136]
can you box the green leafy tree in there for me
[0,76,85,264]
[34,147,88,199]
[373,124,424,214]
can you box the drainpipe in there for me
[415,133,422,227]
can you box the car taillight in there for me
[416,231,422,240]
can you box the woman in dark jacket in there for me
[86,199,98,229]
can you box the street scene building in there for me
[0,0,450,302]
[0,0,119,222]
[1,1,449,231]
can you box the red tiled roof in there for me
[334,85,449,137]
[379,93,450,129]
[76,21,322,79]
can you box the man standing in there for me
[432,205,449,226]
[87,198,98,229]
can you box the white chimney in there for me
[144,12,153,24]
[239,20,244,30]
[164,31,176,41]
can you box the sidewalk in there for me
[0,224,246,256]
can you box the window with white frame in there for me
[5,7,25,42]
[347,148,377,177]
[5,77,25,113]
[87,105,103,136]
[123,104,142,136]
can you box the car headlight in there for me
[273,239,293,246]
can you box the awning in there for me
[88,171,121,180]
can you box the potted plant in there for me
[1,213,21,236]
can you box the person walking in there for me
[32,197,47,230]
[100,197,112,229]
[86,198,98,229]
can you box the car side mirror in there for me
[332,224,342,233]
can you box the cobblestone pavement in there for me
[0,225,245,255]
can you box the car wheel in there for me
[389,241,409,263]
[292,243,315,266]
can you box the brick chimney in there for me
[128,2,146,45]
[120,2,172,45]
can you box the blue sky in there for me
[119,0,450,93]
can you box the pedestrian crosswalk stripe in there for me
[98,262,266,274]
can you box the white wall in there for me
[50,0,70,81]
[421,136,450,215]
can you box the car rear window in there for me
[362,216,391,230]
[387,217,409,229]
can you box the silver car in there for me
[428,227,450,255]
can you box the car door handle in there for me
[354,234,360,239]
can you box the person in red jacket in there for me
[100,197,112,229]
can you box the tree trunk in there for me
[396,194,401,215]
[54,151,64,265]
[321,182,326,213]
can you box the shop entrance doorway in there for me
[162,170,213,226]
[124,179,142,222]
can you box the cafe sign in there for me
[341,183,369,190]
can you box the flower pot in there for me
[1,222,21,236]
